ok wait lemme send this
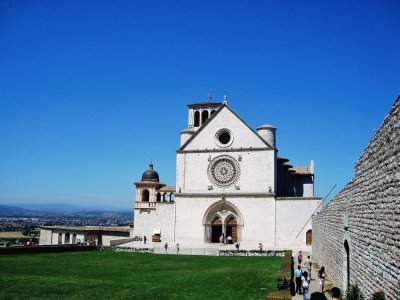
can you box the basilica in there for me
[133,97,322,249]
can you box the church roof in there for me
[39,226,131,232]
[159,186,176,191]
[289,166,314,175]
[187,102,223,107]
[141,163,160,182]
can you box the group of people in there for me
[164,242,180,254]
[25,239,36,247]
[219,233,234,245]
[295,251,341,300]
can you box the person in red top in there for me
[298,251,303,265]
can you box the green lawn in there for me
[0,251,282,300]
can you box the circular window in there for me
[215,129,233,148]
[208,155,240,187]
[219,132,231,144]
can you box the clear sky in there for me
[0,1,399,209]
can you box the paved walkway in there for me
[292,252,333,300]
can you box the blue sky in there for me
[0,1,399,209]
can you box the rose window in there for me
[208,155,240,187]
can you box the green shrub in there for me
[371,291,385,300]
[345,284,364,300]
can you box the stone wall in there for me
[312,97,399,299]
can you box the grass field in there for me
[0,251,282,299]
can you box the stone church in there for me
[133,97,322,249]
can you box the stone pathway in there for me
[292,252,333,300]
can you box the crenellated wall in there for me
[312,97,399,299]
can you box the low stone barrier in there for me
[219,249,286,257]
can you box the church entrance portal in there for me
[203,200,243,243]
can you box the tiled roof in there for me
[289,166,313,175]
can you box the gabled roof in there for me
[178,103,274,152]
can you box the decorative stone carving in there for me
[207,155,240,187]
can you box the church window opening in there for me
[163,193,168,202]
[58,233,62,244]
[170,193,175,202]
[215,129,233,148]
[156,192,161,202]
[65,232,70,244]
[219,132,230,144]
[211,109,216,115]
[208,155,240,187]
[202,110,209,124]
[211,217,222,243]
[306,230,312,245]
[72,234,77,244]
[194,111,200,127]
[142,190,149,202]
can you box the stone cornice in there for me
[134,182,166,188]
[175,192,275,198]
[177,147,273,154]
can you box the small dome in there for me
[141,163,160,182]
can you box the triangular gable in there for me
[179,104,274,151]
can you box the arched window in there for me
[211,109,216,115]
[170,193,175,202]
[194,111,200,127]
[306,229,312,245]
[72,234,77,244]
[58,233,62,244]
[156,192,161,202]
[142,190,149,202]
[65,232,70,244]
[163,193,168,202]
[201,110,209,124]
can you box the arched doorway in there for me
[211,217,222,243]
[306,229,312,245]
[65,232,70,244]
[226,217,237,243]
[203,199,243,243]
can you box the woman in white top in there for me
[301,271,310,300]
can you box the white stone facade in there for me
[133,100,322,249]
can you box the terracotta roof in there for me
[257,123,276,130]
[159,186,176,191]
[180,128,195,134]
[187,102,223,107]
[289,166,313,175]
[39,226,131,232]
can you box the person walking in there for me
[295,265,303,295]
[143,235,147,244]
[304,255,312,279]
[301,270,310,300]
[164,242,168,253]
[176,243,180,254]
[298,250,303,265]
[258,242,263,253]
[318,266,326,293]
